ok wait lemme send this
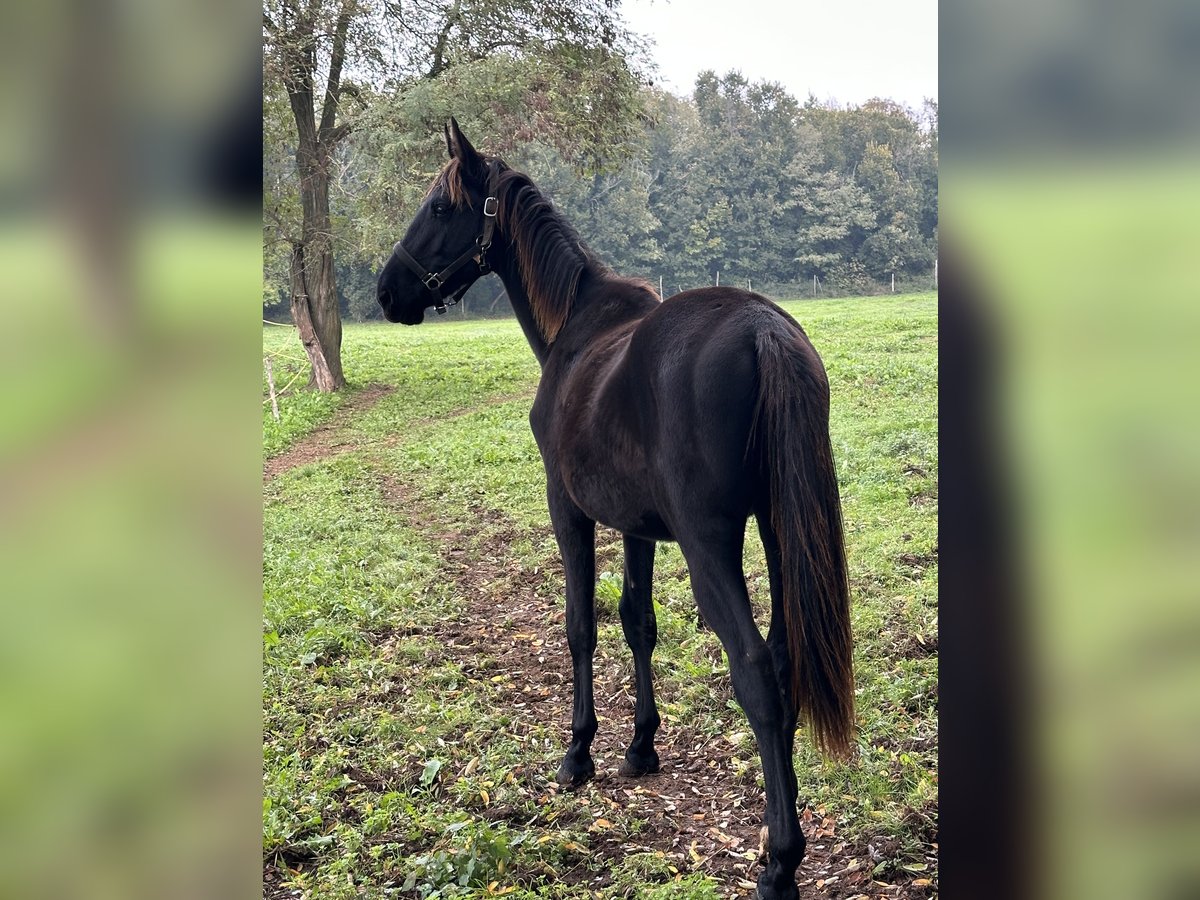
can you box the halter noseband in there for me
[391,168,499,315]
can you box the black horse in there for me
[377,120,854,900]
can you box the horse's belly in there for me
[600,508,674,542]
[563,454,673,541]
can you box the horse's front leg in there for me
[548,484,598,787]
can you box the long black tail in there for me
[752,324,855,758]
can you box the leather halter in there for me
[390,167,499,314]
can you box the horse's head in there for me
[377,118,498,325]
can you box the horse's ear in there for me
[446,117,485,179]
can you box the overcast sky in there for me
[620,0,937,111]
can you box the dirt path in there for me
[376,475,908,900]
[263,384,396,482]
[263,385,537,482]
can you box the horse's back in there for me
[547,286,809,539]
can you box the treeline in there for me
[265,72,937,322]
[543,74,938,300]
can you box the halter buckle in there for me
[483,196,498,217]
[422,272,443,291]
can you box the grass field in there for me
[263,293,938,899]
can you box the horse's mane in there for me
[436,157,604,343]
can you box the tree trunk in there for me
[289,243,339,392]
[292,137,347,391]
[488,285,507,314]
[279,1,350,394]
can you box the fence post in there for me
[265,357,280,422]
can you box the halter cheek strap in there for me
[391,172,499,314]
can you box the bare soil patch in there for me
[263,384,395,482]
[265,386,541,483]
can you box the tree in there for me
[692,73,800,282]
[263,0,367,390]
[641,89,705,288]
[788,146,876,281]
[526,144,664,279]
[854,142,931,278]
[263,0,647,391]
[345,40,649,267]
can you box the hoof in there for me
[554,756,594,787]
[617,749,660,777]
[756,869,800,900]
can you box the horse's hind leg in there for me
[680,528,804,900]
[617,535,660,776]
[758,517,800,762]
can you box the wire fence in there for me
[263,270,938,409]
[262,321,307,420]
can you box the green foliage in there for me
[595,570,622,619]
[825,259,877,296]
[640,874,724,900]
[570,77,937,291]
[789,145,877,279]
[401,820,519,898]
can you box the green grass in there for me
[264,293,937,897]
[262,321,539,457]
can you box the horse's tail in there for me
[751,322,855,758]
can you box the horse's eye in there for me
[432,202,449,217]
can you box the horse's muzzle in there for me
[378,288,423,325]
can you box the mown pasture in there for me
[263,293,938,899]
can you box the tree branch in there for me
[339,81,367,108]
[325,121,353,145]
[319,0,355,138]
[427,0,461,79]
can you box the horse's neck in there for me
[498,259,657,367]
[495,264,551,366]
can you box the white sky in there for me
[620,0,937,111]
